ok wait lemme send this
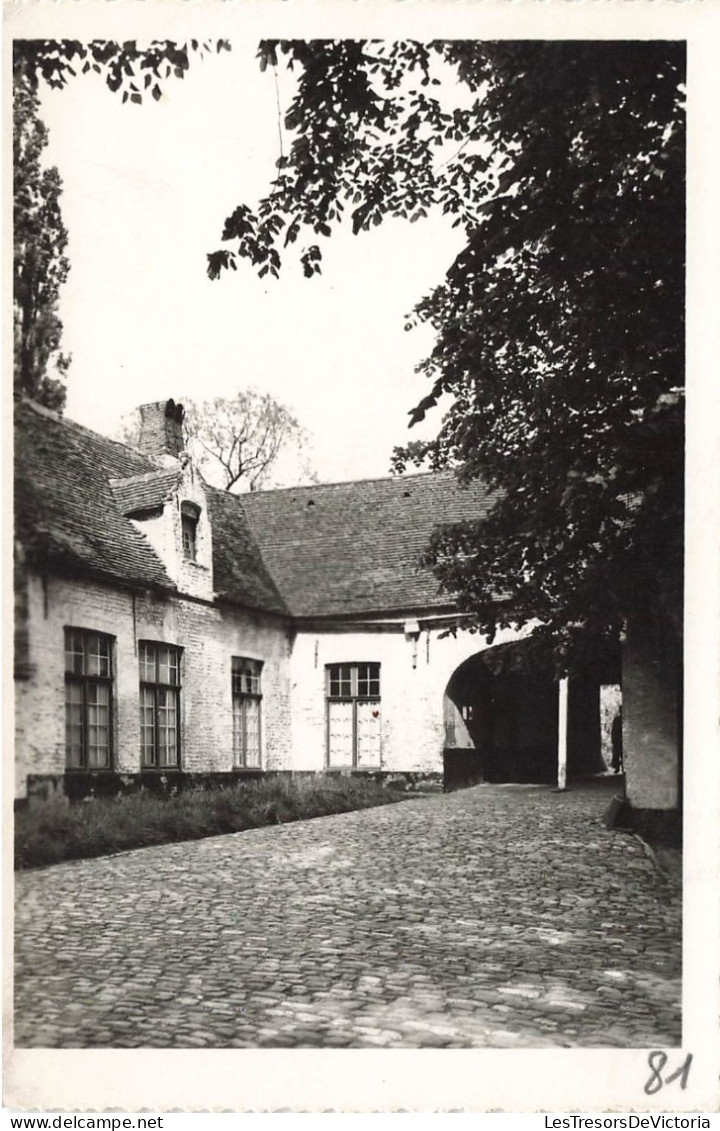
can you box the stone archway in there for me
[443,650,558,788]
[443,643,608,791]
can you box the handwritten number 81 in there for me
[644,1051,693,1095]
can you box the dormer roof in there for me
[14,400,287,614]
[110,468,182,517]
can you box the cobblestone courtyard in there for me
[14,782,681,1048]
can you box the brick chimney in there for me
[138,399,185,460]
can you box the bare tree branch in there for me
[183,389,312,492]
[117,389,315,493]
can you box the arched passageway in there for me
[443,644,608,790]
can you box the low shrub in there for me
[14,775,410,870]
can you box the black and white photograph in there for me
[6,0,719,1115]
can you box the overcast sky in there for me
[39,41,465,485]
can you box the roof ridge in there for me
[239,467,459,499]
[17,396,65,424]
[18,398,156,464]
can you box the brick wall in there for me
[15,572,292,798]
[129,461,214,603]
[15,570,545,798]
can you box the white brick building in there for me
[14,397,680,836]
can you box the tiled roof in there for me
[206,490,288,616]
[14,401,290,615]
[14,401,496,619]
[241,471,497,618]
[110,469,181,516]
[14,400,174,592]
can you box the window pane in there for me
[65,635,114,768]
[232,701,243,761]
[86,638,100,676]
[243,698,261,767]
[358,664,373,696]
[88,683,109,716]
[88,727,110,768]
[357,663,380,697]
[139,647,180,766]
[328,665,351,697]
[140,687,156,766]
[233,689,261,768]
[356,700,382,768]
[158,648,172,684]
[66,681,83,707]
[157,647,179,685]
[87,746,109,769]
[329,663,380,698]
[182,516,197,561]
[159,725,178,766]
[66,734,84,768]
[65,631,85,675]
[65,680,84,765]
[139,643,155,682]
[158,688,178,766]
[66,703,83,726]
[233,658,262,698]
[326,664,382,768]
[328,700,354,766]
[158,686,175,712]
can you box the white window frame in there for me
[326,662,381,769]
[232,657,263,768]
[64,628,114,770]
[139,641,182,769]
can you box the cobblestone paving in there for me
[14,783,681,1048]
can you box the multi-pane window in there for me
[139,642,181,768]
[232,658,262,768]
[326,663,381,769]
[65,629,114,769]
[180,502,200,562]
[181,515,197,561]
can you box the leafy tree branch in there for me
[209,40,685,671]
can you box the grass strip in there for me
[15,775,413,870]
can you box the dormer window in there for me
[181,516,196,561]
[180,501,200,562]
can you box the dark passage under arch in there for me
[443,646,607,790]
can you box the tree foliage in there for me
[13,69,70,410]
[13,38,231,410]
[14,38,230,101]
[209,40,685,670]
